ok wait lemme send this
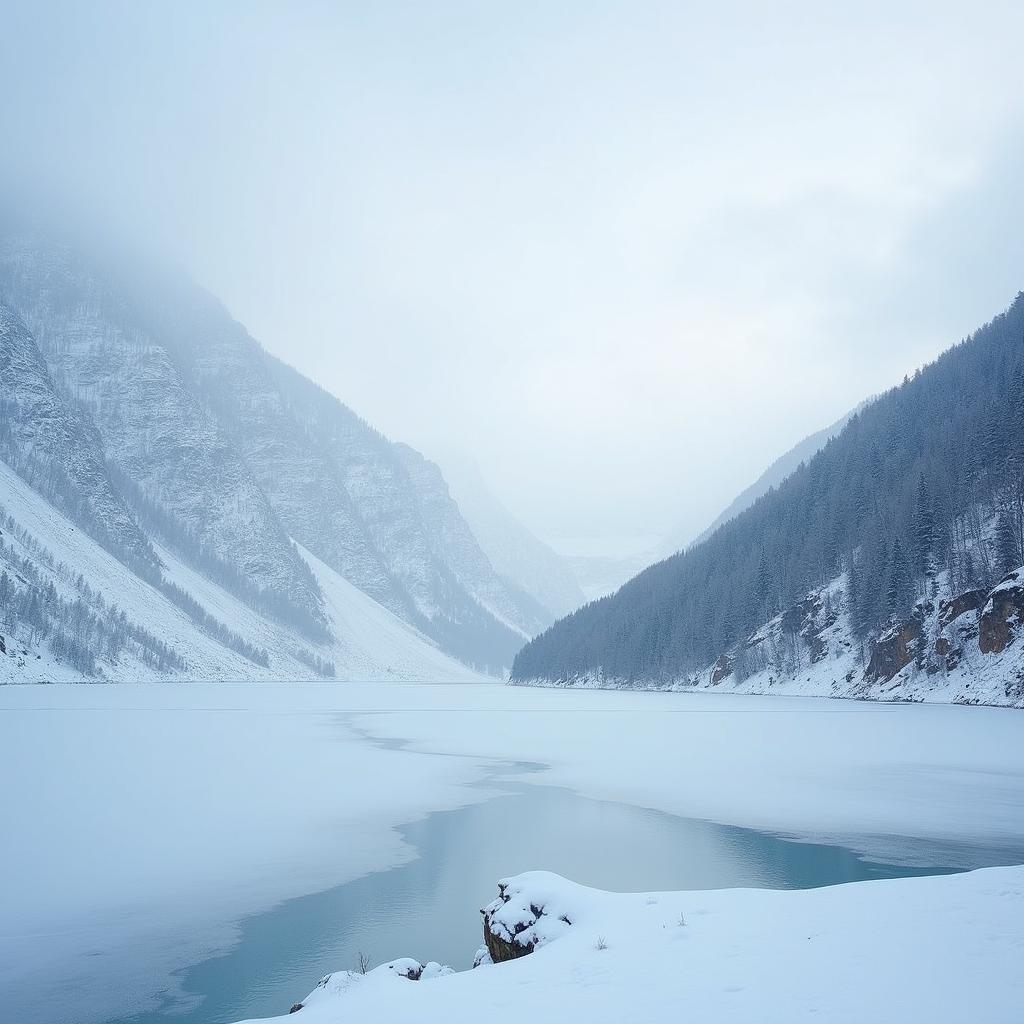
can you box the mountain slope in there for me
[0,304,156,572]
[0,459,481,683]
[127,256,547,669]
[0,231,538,672]
[0,240,326,632]
[512,292,1024,704]
[393,445,549,635]
[438,456,586,619]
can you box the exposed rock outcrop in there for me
[709,654,732,685]
[779,591,840,664]
[865,612,924,683]
[938,589,985,629]
[933,589,983,672]
[979,569,1024,655]
[482,877,573,963]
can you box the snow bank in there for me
[287,958,453,1016]
[239,866,1024,1024]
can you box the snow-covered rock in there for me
[979,568,1024,655]
[287,958,454,1015]
[238,867,1024,1024]
[481,873,574,962]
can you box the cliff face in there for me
[0,233,540,669]
[979,570,1024,656]
[393,444,549,639]
[136,286,403,617]
[0,240,325,626]
[0,303,155,571]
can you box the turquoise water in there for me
[102,778,1021,1024]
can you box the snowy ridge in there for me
[0,239,326,625]
[0,460,481,683]
[0,233,544,670]
[239,867,1024,1024]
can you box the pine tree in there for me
[846,552,866,635]
[885,537,914,620]
[912,473,936,577]
[996,511,1020,576]
[755,548,774,617]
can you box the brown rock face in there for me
[865,615,923,683]
[483,920,535,963]
[938,589,985,629]
[979,570,1024,655]
[482,891,542,963]
[709,653,732,685]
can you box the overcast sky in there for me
[4,1,1024,555]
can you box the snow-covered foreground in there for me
[243,867,1024,1024]
[1,682,1023,1023]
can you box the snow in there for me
[2,681,1023,1024]
[345,682,1024,866]
[0,459,483,683]
[296,956,453,1015]
[982,567,1023,613]
[0,684,494,1023]
[518,569,1024,707]
[237,866,1024,1024]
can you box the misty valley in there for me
[3,5,1024,1023]
[3,200,1024,1024]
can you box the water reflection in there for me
[108,781,1019,1024]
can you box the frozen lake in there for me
[2,683,1023,1024]
[105,780,1017,1024]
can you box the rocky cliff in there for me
[0,232,542,671]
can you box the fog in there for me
[3,1,1023,555]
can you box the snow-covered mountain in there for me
[0,304,155,572]
[0,232,543,680]
[515,564,1024,706]
[0,458,480,682]
[565,409,866,605]
[513,292,1024,706]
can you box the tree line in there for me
[513,293,1024,684]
